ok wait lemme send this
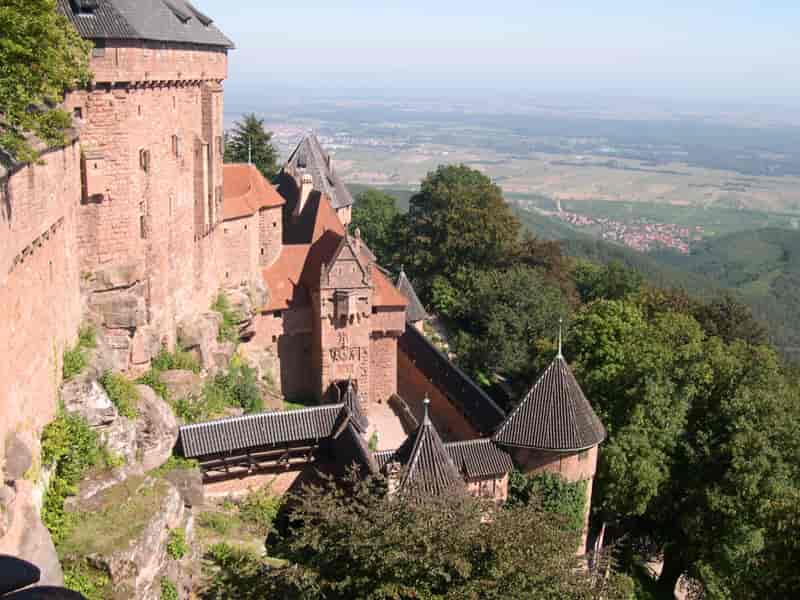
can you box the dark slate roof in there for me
[284,135,354,210]
[391,406,465,496]
[331,422,378,475]
[342,381,369,434]
[444,439,514,480]
[58,0,234,47]
[395,268,428,323]
[493,356,606,451]
[179,404,344,458]
[398,325,506,435]
[376,439,514,480]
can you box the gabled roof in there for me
[284,134,354,210]
[493,356,606,451]
[390,401,465,496]
[57,0,234,48]
[223,163,285,220]
[395,268,428,322]
[444,439,514,480]
[179,404,345,458]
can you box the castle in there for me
[0,0,605,565]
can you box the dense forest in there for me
[351,167,800,598]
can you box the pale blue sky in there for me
[196,0,800,103]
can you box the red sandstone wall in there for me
[466,473,509,503]
[0,142,82,466]
[369,334,397,404]
[250,310,315,400]
[258,206,282,267]
[397,349,478,442]
[64,43,228,356]
[222,214,258,286]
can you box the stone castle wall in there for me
[63,42,228,362]
[397,349,478,442]
[258,206,282,267]
[0,141,83,473]
[222,214,258,286]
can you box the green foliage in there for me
[238,487,281,536]
[174,356,262,423]
[62,345,87,381]
[507,470,587,532]
[150,455,199,477]
[212,292,241,343]
[63,560,111,600]
[351,188,404,265]
[406,164,521,291]
[203,472,626,600]
[41,412,102,547]
[0,0,92,162]
[99,371,139,419]
[198,511,234,535]
[166,528,187,560]
[151,344,201,373]
[367,431,379,452]
[573,259,644,303]
[62,323,96,380]
[136,368,169,401]
[223,113,280,181]
[160,577,178,600]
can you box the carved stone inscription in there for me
[330,346,365,362]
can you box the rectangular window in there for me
[139,148,150,172]
[273,311,282,318]
[171,134,181,158]
[73,106,83,119]
[139,214,146,239]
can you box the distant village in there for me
[552,210,704,254]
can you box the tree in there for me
[224,113,280,181]
[204,472,632,600]
[406,164,520,294]
[0,0,91,162]
[351,188,403,266]
[448,265,570,387]
[569,298,800,597]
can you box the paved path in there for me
[366,402,408,450]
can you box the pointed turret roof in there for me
[284,134,354,210]
[392,399,465,496]
[395,267,428,323]
[493,356,606,451]
[342,380,368,434]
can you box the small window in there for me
[271,335,277,343]
[225,271,229,278]
[372,307,378,314]
[139,214,146,239]
[73,106,83,119]
[137,105,142,117]
[272,221,277,227]
[260,248,264,255]
[244,224,248,230]
[273,310,282,318]
[171,134,181,158]
[139,149,150,172]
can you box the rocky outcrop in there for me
[62,476,185,600]
[134,385,178,472]
[178,312,222,369]
[160,369,203,402]
[163,468,204,508]
[131,325,162,366]
[89,283,148,330]
[4,433,33,481]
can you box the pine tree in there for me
[224,114,280,181]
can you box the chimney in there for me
[297,173,313,215]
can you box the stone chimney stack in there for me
[297,173,314,215]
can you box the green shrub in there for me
[368,432,379,452]
[63,560,111,600]
[507,470,587,531]
[198,511,234,535]
[239,487,281,536]
[136,369,170,401]
[41,413,102,547]
[99,371,139,419]
[160,577,178,600]
[150,455,199,476]
[212,292,241,343]
[62,324,97,380]
[166,528,187,560]
[152,344,200,373]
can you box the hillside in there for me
[652,228,800,360]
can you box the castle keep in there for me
[0,0,606,575]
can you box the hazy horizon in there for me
[198,0,800,110]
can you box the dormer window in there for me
[72,0,99,15]
[164,0,192,23]
[335,291,357,322]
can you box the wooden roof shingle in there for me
[493,356,606,451]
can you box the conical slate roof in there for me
[343,380,368,434]
[284,134,354,210]
[493,356,606,451]
[393,400,464,496]
[395,268,428,323]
